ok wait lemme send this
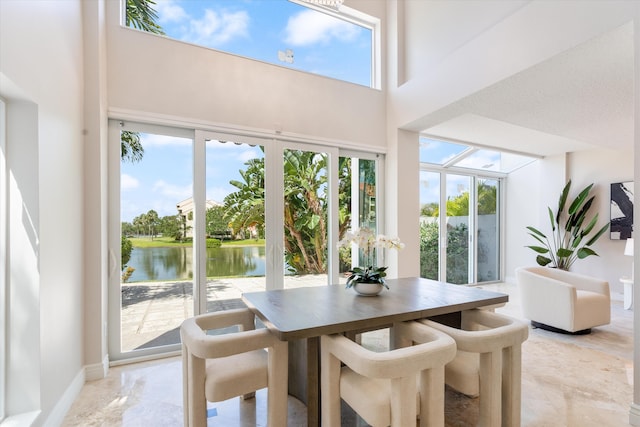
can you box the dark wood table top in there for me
[241,276,509,340]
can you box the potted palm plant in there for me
[526,180,609,270]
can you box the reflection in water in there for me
[127,246,266,282]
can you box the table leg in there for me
[288,337,320,426]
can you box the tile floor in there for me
[63,282,633,426]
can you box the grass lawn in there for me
[130,236,265,248]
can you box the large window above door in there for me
[124,0,379,88]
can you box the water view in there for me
[126,246,266,282]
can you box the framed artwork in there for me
[610,181,634,240]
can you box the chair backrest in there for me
[516,266,610,296]
[321,321,456,427]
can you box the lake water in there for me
[126,246,266,282]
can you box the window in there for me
[419,136,538,173]
[420,169,502,285]
[419,134,533,284]
[124,0,378,88]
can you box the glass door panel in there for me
[119,129,193,353]
[283,148,329,288]
[446,175,470,284]
[204,138,266,311]
[477,179,500,282]
[419,171,440,280]
[338,157,379,284]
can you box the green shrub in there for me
[419,222,439,280]
[121,235,133,268]
[420,221,468,284]
[206,238,222,248]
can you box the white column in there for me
[630,4,640,426]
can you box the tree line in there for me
[122,205,232,241]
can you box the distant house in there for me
[176,198,222,238]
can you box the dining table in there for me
[241,276,509,426]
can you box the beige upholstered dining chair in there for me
[320,321,456,427]
[180,308,288,427]
[421,309,529,427]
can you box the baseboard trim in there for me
[630,403,640,425]
[42,369,85,427]
[0,411,41,427]
[85,354,109,381]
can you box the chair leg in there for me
[267,342,288,427]
[419,367,445,427]
[182,345,190,427]
[479,351,502,427]
[321,350,342,427]
[185,354,208,427]
[501,345,522,427]
[390,376,417,427]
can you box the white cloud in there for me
[152,180,192,201]
[155,0,188,24]
[284,10,359,46]
[121,174,139,191]
[186,9,249,46]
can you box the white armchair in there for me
[421,310,529,427]
[515,266,611,334]
[321,321,456,427]
[180,308,288,427]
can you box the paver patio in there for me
[120,275,329,351]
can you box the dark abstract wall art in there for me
[611,181,634,240]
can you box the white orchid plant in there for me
[337,228,404,289]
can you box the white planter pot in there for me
[352,282,384,296]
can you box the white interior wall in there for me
[0,0,86,425]
[504,159,541,282]
[82,0,110,382]
[567,149,634,297]
[505,148,633,299]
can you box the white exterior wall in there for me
[0,0,86,425]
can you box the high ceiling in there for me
[419,22,634,158]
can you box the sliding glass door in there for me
[110,122,382,360]
[419,169,502,285]
[110,121,195,358]
[282,145,337,289]
[477,179,500,282]
[201,135,267,313]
